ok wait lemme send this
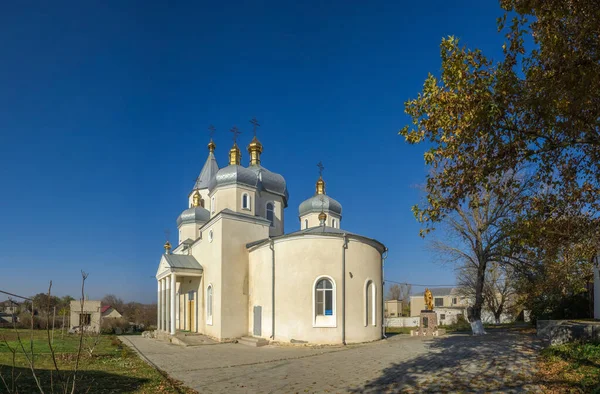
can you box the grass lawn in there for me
[0,328,195,393]
[385,327,413,335]
[538,341,600,392]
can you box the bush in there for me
[100,318,130,334]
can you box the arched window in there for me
[304,219,308,229]
[211,197,215,213]
[242,193,251,210]
[332,218,337,228]
[313,276,336,327]
[365,280,376,326]
[266,202,274,227]
[206,285,213,325]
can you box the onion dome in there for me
[299,174,342,217]
[163,240,172,254]
[247,136,263,166]
[299,194,342,217]
[229,143,242,165]
[247,165,289,206]
[208,164,258,191]
[318,210,327,225]
[176,206,211,227]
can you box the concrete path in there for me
[120,329,542,393]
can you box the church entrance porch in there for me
[156,268,203,336]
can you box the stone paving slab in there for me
[120,330,542,393]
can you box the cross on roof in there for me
[230,126,241,143]
[250,117,260,137]
[317,161,324,177]
[208,125,216,139]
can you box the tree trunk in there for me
[470,261,487,335]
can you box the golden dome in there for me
[163,240,172,254]
[247,136,263,166]
[318,211,327,222]
[316,177,326,195]
[207,139,216,153]
[229,143,241,165]
[192,190,202,207]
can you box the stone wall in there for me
[537,320,600,345]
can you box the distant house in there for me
[384,300,405,317]
[70,300,102,332]
[410,288,469,325]
[0,300,21,314]
[101,305,122,319]
[410,287,520,324]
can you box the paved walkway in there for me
[120,330,542,393]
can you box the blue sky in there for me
[0,1,506,303]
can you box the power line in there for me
[385,280,456,287]
[0,290,32,301]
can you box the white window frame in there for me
[211,196,215,213]
[312,275,336,328]
[332,218,337,228]
[364,279,376,327]
[208,229,214,243]
[206,284,213,325]
[266,201,275,227]
[242,193,251,210]
[304,219,308,229]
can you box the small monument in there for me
[411,288,445,337]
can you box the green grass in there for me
[0,328,195,393]
[538,341,600,392]
[385,327,413,335]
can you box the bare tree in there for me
[386,284,402,301]
[457,262,516,324]
[432,176,523,334]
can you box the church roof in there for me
[298,194,342,217]
[177,206,210,226]
[246,226,386,254]
[247,165,289,205]
[208,165,258,191]
[192,152,219,191]
[162,254,203,271]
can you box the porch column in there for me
[157,280,162,331]
[170,274,177,335]
[162,278,167,331]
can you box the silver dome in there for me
[208,165,258,191]
[177,206,211,227]
[247,165,289,205]
[298,194,342,217]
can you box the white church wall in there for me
[255,192,284,237]
[220,216,270,340]
[300,212,341,230]
[191,219,223,339]
[248,245,274,338]
[344,239,383,343]
[178,222,200,244]
[249,235,383,344]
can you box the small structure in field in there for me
[70,300,102,333]
[101,305,122,319]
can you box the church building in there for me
[155,126,387,344]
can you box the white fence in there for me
[384,316,419,327]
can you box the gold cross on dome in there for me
[230,126,241,143]
[249,117,260,137]
[317,161,324,177]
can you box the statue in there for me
[424,288,434,311]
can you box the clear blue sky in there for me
[0,1,506,303]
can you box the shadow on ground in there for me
[351,330,544,393]
[0,365,150,393]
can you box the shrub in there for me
[100,318,130,334]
